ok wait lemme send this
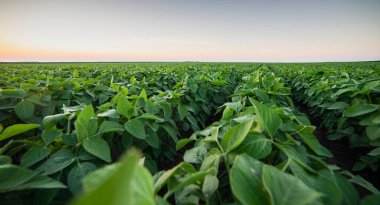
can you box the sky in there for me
[0,0,379,62]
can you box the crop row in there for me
[0,63,257,203]
[271,63,380,172]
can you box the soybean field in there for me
[0,62,379,205]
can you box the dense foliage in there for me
[271,63,380,172]
[0,62,379,205]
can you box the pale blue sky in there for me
[0,0,379,61]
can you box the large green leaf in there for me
[37,150,75,175]
[334,173,359,205]
[154,162,196,193]
[41,127,63,144]
[67,162,97,194]
[97,109,119,119]
[0,164,37,192]
[116,96,135,119]
[43,113,68,128]
[0,164,65,192]
[20,146,50,168]
[326,102,348,110]
[77,105,95,125]
[202,175,219,201]
[178,104,188,121]
[183,146,207,164]
[262,164,322,205]
[276,144,314,172]
[251,99,282,138]
[15,100,35,120]
[343,104,377,117]
[138,114,165,122]
[298,126,332,157]
[145,128,160,148]
[0,124,40,142]
[75,105,97,142]
[366,125,380,141]
[289,161,344,205]
[221,118,254,153]
[124,118,145,139]
[71,150,155,205]
[200,149,221,174]
[234,133,272,159]
[186,114,200,131]
[161,125,178,142]
[16,175,66,190]
[75,120,89,142]
[83,137,111,163]
[230,154,269,205]
[98,121,124,134]
[163,168,213,199]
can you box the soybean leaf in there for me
[75,105,97,142]
[0,164,37,191]
[21,146,50,168]
[176,138,195,151]
[41,127,63,145]
[67,162,97,194]
[368,147,380,156]
[186,114,200,131]
[230,154,269,205]
[98,121,124,134]
[366,125,380,141]
[117,96,135,119]
[335,173,359,205]
[326,102,348,110]
[145,128,160,149]
[233,133,272,159]
[0,124,40,142]
[138,114,165,122]
[262,164,322,205]
[200,149,221,174]
[124,118,145,140]
[178,104,188,121]
[83,137,111,163]
[298,126,332,157]
[251,99,282,138]
[37,150,75,176]
[161,125,178,142]
[75,119,88,142]
[97,109,119,119]
[221,118,254,153]
[341,171,380,194]
[202,175,219,201]
[77,105,95,125]
[71,149,155,205]
[0,164,65,192]
[154,162,196,193]
[343,104,377,117]
[183,146,207,164]
[16,175,66,190]
[43,113,68,128]
[163,169,213,199]
[15,100,35,120]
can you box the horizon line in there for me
[1,59,380,63]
